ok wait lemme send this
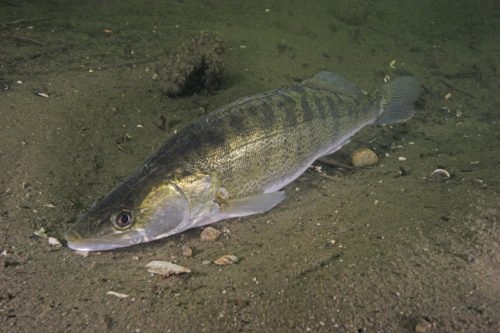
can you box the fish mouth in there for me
[64,229,144,252]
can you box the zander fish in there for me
[65,71,421,251]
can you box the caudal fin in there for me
[374,76,421,125]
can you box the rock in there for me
[47,237,62,248]
[200,227,221,241]
[213,254,239,265]
[181,245,193,258]
[33,227,48,239]
[145,261,191,277]
[415,318,433,333]
[351,148,379,168]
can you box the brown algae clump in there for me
[157,31,224,97]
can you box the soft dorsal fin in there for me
[301,71,364,98]
[373,76,421,125]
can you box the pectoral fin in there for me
[220,191,286,219]
[189,191,286,229]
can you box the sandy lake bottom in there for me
[1,1,499,332]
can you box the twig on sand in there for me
[317,157,354,170]
[0,34,43,45]
[1,17,51,26]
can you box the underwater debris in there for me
[106,291,129,299]
[145,260,191,277]
[157,31,224,97]
[33,227,48,239]
[430,168,451,179]
[213,254,240,266]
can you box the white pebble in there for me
[48,237,62,248]
[145,261,191,276]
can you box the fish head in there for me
[65,180,190,251]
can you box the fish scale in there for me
[209,89,359,195]
[187,87,358,195]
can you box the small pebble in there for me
[213,254,239,266]
[415,318,433,333]
[145,261,191,276]
[48,237,62,248]
[33,227,48,239]
[181,245,193,257]
[351,148,379,168]
[200,227,221,241]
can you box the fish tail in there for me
[373,76,421,125]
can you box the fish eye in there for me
[112,210,134,230]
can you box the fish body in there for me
[65,71,421,251]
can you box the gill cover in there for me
[138,182,190,240]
